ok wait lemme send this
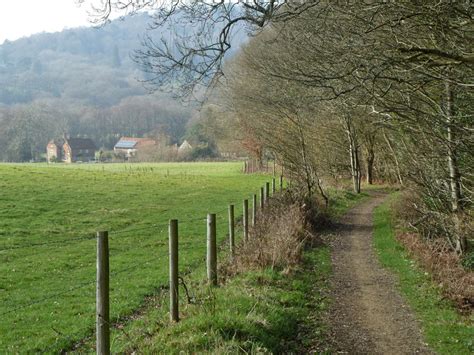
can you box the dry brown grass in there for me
[397,232,474,313]
[221,193,324,278]
[393,189,473,253]
[391,190,474,312]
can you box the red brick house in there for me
[46,140,62,162]
[47,137,97,163]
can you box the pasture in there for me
[0,162,269,352]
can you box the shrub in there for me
[222,192,325,277]
[393,189,473,255]
[397,232,474,312]
[462,251,474,271]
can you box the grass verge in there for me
[73,189,342,353]
[92,246,332,353]
[373,195,474,354]
[326,189,370,218]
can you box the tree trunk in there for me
[445,80,465,254]
[345,117,361,193]
[366,149,375,185]
[354,146,361,193]
[382,129,404,186]
[445,81,462,213]
[256,150,263,171]
[297,116,313,196]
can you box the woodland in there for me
[214,2,474,255]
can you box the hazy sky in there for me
[0,1,93,43]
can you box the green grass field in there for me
[0,162,270,352]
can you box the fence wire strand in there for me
[0,235,96,252]
[0,279,96,317]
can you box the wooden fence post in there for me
[228,205,235,255]
[252,194,257,227]
[207,214,217,286]
[265,182,270,203]
[260,187,265,210]
[272,177,276,195]
[243,199,249,241]
[280,175,283,192]
[169,219,179,322]
[96,231,110,355]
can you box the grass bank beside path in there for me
[94,247,332,353]
[326,182,396,218]
[373,195,474,354]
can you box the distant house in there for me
[46,140,62,162]
[63,138,97,163]
[178,140,193,154]
[114,137,156,158]
[46,136,97,163]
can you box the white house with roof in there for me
[178,140,193,154]
[114,137,156,158]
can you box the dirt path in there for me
[323,192,432,354]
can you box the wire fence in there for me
[0,174,286,353]
[0,210,232,252]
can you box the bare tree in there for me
[81,0,323,96]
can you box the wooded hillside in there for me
[0,14,195,161]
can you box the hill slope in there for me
[0,14,196,161]
[0,14,152,106]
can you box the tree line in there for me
[0,94,193,162]
[101,1,472,255]
[213,2,472,255]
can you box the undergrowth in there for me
[222,193,324,276]
[373,195,474,354]
[392,191,474,311]
[397,233,474,312]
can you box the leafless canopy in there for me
[79,0,321,95]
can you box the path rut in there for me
[324,193,432,354]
